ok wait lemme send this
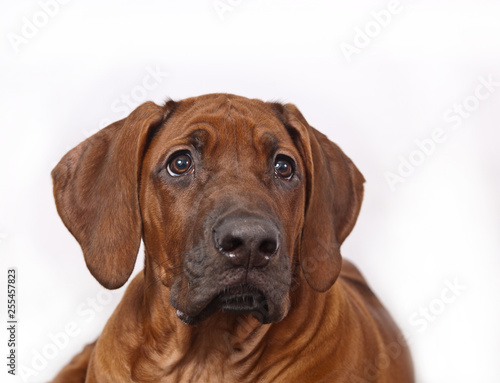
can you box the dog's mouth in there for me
[219,285,269,314]
[175,284,269,325]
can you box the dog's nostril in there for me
[259,238,278,257]
[219,236,243,253]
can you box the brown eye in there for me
[167,152,193,176]
[274,156,294,179]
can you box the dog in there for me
[51,94,413,382]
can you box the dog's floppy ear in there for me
[52,101,171,289]
[272,103,365,292]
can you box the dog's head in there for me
[52,94,364,325]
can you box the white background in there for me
[1,0,499,382]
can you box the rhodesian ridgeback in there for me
[51,94,413,382]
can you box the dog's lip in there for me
[175,284,269,325]
[176,309,203,325]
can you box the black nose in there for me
[214,215,280,268]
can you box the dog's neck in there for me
[128,270,347,382]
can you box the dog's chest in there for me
[153,360,243,383]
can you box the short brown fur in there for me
[51,94,413,383]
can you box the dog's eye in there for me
[274,156,294,180]
[167,152,193,176]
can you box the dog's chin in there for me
[175,285,273,325]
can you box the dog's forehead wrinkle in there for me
[227,98,240,165]
[168,101,285,165]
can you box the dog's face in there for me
[52,94,364,325]
[140,96,306,324]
